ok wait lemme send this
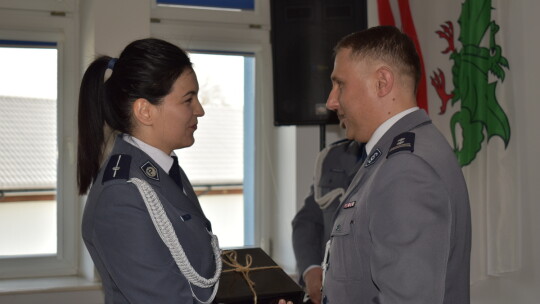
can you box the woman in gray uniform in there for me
[77,38,221,304]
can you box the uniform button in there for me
[336,224,342,231]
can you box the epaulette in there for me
[102,154,131,184]
[387,132,415,158]
[330,138,350,146]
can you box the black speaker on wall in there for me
[271,0,367,126]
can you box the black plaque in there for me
[213,247,304,304]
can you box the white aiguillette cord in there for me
[128,177,222,304]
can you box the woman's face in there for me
[151,69,205,153]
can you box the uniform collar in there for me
[122,134,176,173]
[365,107,419,155]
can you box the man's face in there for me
[326,48,380,143]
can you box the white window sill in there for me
[0,276,101,295]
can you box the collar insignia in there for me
[140,161,160,181]
[365,148,382,167]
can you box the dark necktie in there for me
[169,156,183,190]
[359,144,368,164]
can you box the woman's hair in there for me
[77,38,192,194]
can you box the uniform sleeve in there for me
[92,183,194,304]
[368,154,451,304]
[292,186,325,283]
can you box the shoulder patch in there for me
[140,161,160,181]
[365,148,382,167]
[387,132,415,158]
[102,154,131,184]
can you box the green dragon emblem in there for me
[430,0,510,166]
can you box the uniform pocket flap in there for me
[330,209,355,237]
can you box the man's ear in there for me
[132,98,154,126]
[375,66,394,97]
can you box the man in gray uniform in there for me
[322,26,471,304]
[292,139,366,303]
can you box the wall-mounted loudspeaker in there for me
[271,0,367,125]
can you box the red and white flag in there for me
[371,0,521,283]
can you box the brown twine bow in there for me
[221,250,281,304]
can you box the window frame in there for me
[0,0,76,12]
[156,0,254,11]
[150,0,270,27]
[0,6,79,279]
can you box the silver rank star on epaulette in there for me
[102,154,131,184]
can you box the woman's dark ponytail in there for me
[77,56,111,195]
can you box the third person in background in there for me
[292,138,366,304]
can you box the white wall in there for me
[80,0,150,67]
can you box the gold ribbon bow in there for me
[222,250,281,304]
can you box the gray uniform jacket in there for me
[292,140,364,285]
[323,110,471,304]
[82,136,217,304]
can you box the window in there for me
[175,52,255,247]
[0,5,79,279]
[0,42,58,257]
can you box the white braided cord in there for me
[128,178,222,303]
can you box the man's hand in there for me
[304,267,323,304]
